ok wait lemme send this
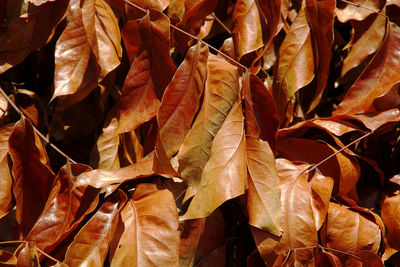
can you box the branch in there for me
[0,86,77,164]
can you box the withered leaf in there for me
[0,0,68,74]
[177,54,240,203]
[336,22,400,115]
[109,184,179,266]
[272,5,314,123]
[63,190,127,266]
[231,0,263,62]
[9,117,55,237]
[0,124,13,218]
[181,100,247,220]
[25,163,100,254]
[321,203,381,266]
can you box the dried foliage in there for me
[1,0,400,266]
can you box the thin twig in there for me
[0,87,77,164]
[306,131,372,174]
[338,0,389,19]
[123,0,248,71]
[211,12,232,35]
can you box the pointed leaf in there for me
[321,203,381,266]
[109,184,179,266]
[181,100,247,220]
[0,0,69,74]
[178,54,240,202]
[16,242,40,267]
[341,13,386,77]
[25,163,100,253]
[232,0,263,61]
[52,0,100,108]
[336,22,400,115]
[9,117,55,237]
[0,124,13,218]
[272,5,314,122]
[81,0,122,78]
[305,0,334,112]
[76,159,154,188]
[63,190,127,266]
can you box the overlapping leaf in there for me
[8,117,55,237]
[177,54,240,203]
[181,100,247,220]
[336,22,400,114]
[109,184,179,266]
[0,124,13,218]
[63,190,126,266]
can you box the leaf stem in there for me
[0,86,77,164]
[211,12,232,35]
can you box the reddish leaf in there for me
[0,0,69,74]
[341,13,386,77]
[121,20,141,63]
[181,100,247,220]
[154,42,208,174]
[231,0,263,62]
[272,5,314,124]
[25,163,100,254]
[0,249,17,265]
[109,184,179,266]
[177,54,240,203]
[179,218,206,267]
[76,159,154,188]
[0,124,13,218]
[335,22,400,115]
[244,73,281,236]
[9,117,55,237]
[357,250,384,267]
[304,0,334,112]
[321,203,381,266]
[119,11,176,133]
[157,42,208,159]
[278,138,360,203]
[256,0,281,48]
[63,190,127,266]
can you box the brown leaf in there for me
[277,138,360,203]
[153,42,208,174]
[335,0,382,22]
[272,5,314,123]
[9,117,55,237]
[181,100,247,220]
[63,190,127,266]
[0,249,17,265]
[321,203,381,266]
[231,0,263,62]
[75,159,154,188]
[341,13,387,77]
[118,11,176,133]
[256,0,281,48]
[0,0,69,74]
[121,20,141,63]
[91,109,120,169]
[25,163,100,254]
[52,0,100,109]
[109,184,179,266]
[304,0,334,113]
[253,159,332,265]
[81,0,122,78]
[157,42,208,159]
[0,124,13,218]
[179,218,206,267]
[244,73,281,236]
[382,175,400,250]
[177,54,240,203]
[16,242,40,267]
[335,22,400,115]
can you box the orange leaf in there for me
[63,190,127,266]
[109,184,179,266]
[181,100,247,220]
[177,54,240,203]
